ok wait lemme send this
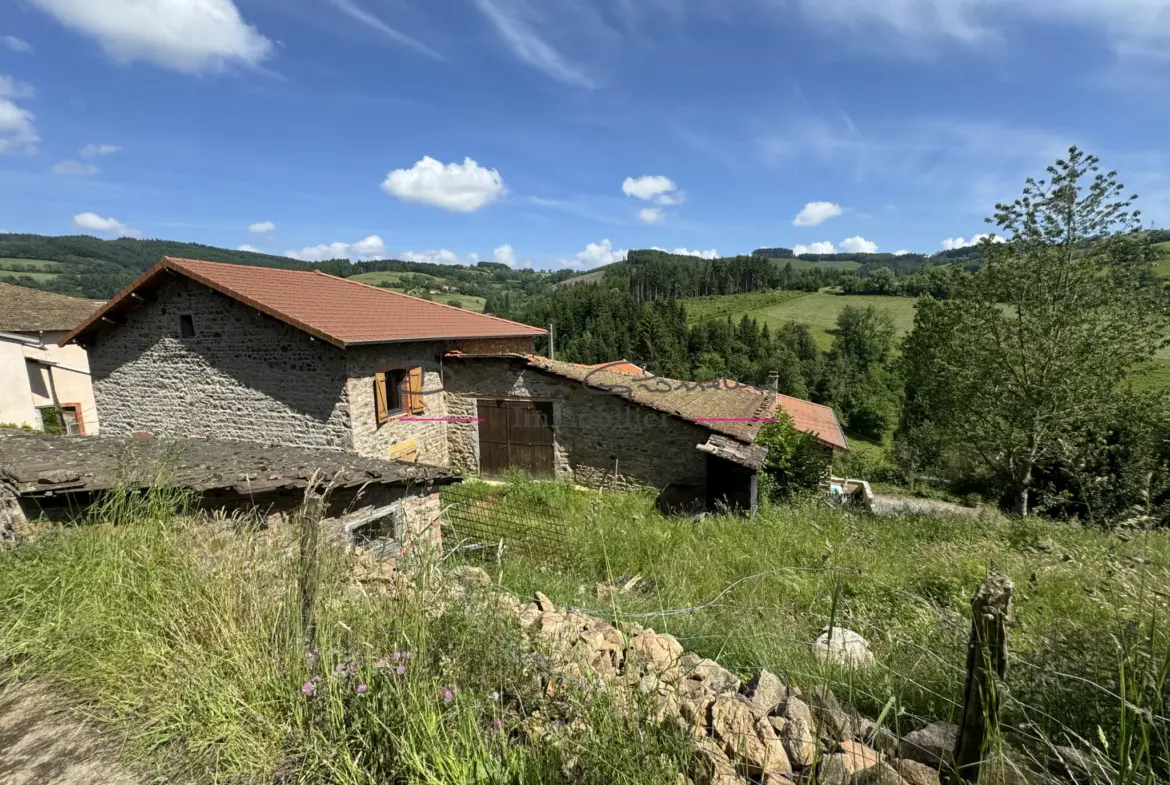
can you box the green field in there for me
[0,270,58,282]
[1154,243,1170,277]
[0,257,63,270]
[348,271,485,311]
[685,290,917,349]
[428,293,486,312]
[350,271,413,286]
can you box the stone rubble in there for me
[441,566,1083,785]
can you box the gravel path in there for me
[0,683,145,785]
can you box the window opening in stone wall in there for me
[374,367,425,424]
[38,405,82,436]
[179,314,196,338]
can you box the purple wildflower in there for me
[375,658,388,669]
[356,683,368,695]
[395,664,407,676]
[440,686,456,703]
[301,681,316,697]
[492,718,503,731]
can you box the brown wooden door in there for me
[477,399,555,477]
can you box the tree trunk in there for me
[1013,464,1033,517]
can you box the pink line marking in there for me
[695,417,780,422]
[400,417,484,422]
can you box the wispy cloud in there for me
[470,0,595,88]
[324,0,442,59]
[2,35,33,53]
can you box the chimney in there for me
[766,372,779,393]
[547,323,555,360]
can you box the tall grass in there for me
[0,492,694,784]
[452,478,1170,782]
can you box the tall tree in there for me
[900,147,1169,515]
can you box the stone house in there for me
[62,257,846,513]
[0,282,103,434]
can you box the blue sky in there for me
[2,0,1170,269]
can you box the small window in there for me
[38,405,83,436]
[179,314,195,338]
[374,367,426,424]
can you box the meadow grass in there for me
[683,291,918,350]
[0,257,64,270]
[0,270,58,282]
[766,257,863,272]
[451,478,1170,781]
[0,492,694,784]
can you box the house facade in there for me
[64,258,846,512]
[0,282,103,434]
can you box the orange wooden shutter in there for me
[408,367,425,414]
[375,372,388,423]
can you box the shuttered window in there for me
[374,367,425,425]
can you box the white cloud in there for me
[52,159,99,176]
[789,0,1170,58]
[639,207,664,224]
[493,243,517,266]
[238,243,263,253]
[2,36,33,53]
[381,156,506,213]
[28,0,273,73]
[0,80,38,155]
[793,201,843,227]
[893,249,910,256]
[73,212,142,238]
[941,233,1006,250]
[470,0,595,88]
[652,246,720,259]
[793,241,836,255]
[324,0,440,59]
[399,249,462,265]
[622,175,683,205]
[559,239,627,269]
[284,235,387,262]
[840,235,879,253]
[80,143,119,158]
[248,220,275,233]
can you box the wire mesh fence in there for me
[440,482,572,567]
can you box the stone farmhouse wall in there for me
[88,278,352,450]
[345,337,533,467]
[444,357,709,490]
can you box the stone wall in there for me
[444,357,709,491]
[88,278,352,450]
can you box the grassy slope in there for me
[684,290,918,349]
[0,257,64,270]
[768,257,862,272]
[464,479,1170,775]
[349,272,487,312]
[1155,242,1170,277]
[0,270,58,282]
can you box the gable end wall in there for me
[87,278,352,449]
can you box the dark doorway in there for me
[705,455,758,516]
[477,399,555,477]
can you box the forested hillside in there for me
[0,233,551,305]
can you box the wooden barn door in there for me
[476,399,555,477]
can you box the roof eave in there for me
[342,331,546,347]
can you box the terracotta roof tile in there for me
[774,394,849,451]
[62,257,547,348]
[0,281,103,333]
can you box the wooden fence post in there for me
[949,573,1014,784]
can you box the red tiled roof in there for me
[773,394,849,451]
[61,257,547,348]
[582,360,648,377]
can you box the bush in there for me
[756,413,827,500]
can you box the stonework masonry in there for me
[445,357,709,491]
[87,278,352,450]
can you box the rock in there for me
[897,723,958,769]
[818,753,853,785]
[534,591,555,611]
[681,657,742,697]
[452,564,491,585]
[710,695,791,778]
[804,686,853,741]
[680,695,715,734]
[979,751,1032,785]
[744,669,788,715]
[579,625,625,674]
[838,740,882,774]
[891,758,940,785]
[851,762,907,785]
[779,697,818,768]
[855,718,899,757]
[769,716,788,735]
[517,602,542,628]
[693,736,742,785]
[1050,745,1115,784]
[628,629,685,675]
[814,627,875,669]
[762,774,795,785]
